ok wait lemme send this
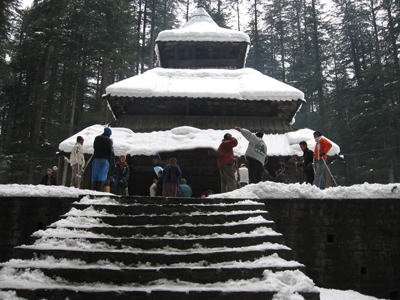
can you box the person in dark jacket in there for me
[113,154,130,195]
[91,127,113,191]
[40,168,57,186]
[162,158,182,197]
[217,133,238,193]
[299,141,314,184]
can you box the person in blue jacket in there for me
[113,154,130,195]
[162,158,182,197]
[91,127,113,191]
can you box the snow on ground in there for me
[0,184,111,198]
[1,180,399,199]
[209,181,400,200]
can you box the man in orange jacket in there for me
[313,131,332,189]
[217,133,238,193]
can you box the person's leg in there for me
[91,159,100,190]
[70,164,78,188]
[313,160,326,189]
[248,159,257,183]
[222,164,237,192]
[219,166,228,193]
[254,161,264,183]
[306,171,314,185]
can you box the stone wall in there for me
[0,197,398,299]
[0,197,76,262]
[262,198,399,300]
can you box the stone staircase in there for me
[0,195,320,300]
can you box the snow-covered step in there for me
[72,202,268,215]
[84,218,276,237]
[30,234,285,250]
[13,241,294,265]
[57,211,271,226]
[6,262,306,285]
[0,195,320,300]
[1,288,320,300]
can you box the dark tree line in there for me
[0,0,399,185]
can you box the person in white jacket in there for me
[235,127,267,183]
[70,136,85,188]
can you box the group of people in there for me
[41,127,333,192]
[217,127,268,193]
[217,127,332,191]
[149,158,193,198]
[68,127,130,195]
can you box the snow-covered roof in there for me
[156,7,250,43]
[105,68,305,102]
[59,125,340,158]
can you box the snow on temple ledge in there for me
[58,125,340,158]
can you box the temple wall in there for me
[0,196,398,299]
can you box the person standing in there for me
[40,168,57,185]
[313,131,332,189]
[113,154,130,195]
[69,136,85,188]
[180,178,192,197]
[162,158,182,197]
[217,133,238,193]
[235,127,267,184]
[299,141,314,185]
[91,127,113,191]
[150,179,158,197]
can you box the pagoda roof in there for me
[156,7,250,43]
[105,68,305,102]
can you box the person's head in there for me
[158,171,163,177]
[240,163,246,168]
[46,168,52,175]
[119,154,126,162]
[313,131,322,139]
[181,178,186,184]
[153,179,157,183]
[77,136,84,145]
[255,132,264,138]
[223,133,232,140]
[104,127,112,137]
[299,141,307,151]
[169,158,177,166]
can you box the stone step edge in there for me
[3,288,321,300]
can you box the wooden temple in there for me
[101,8,308,196]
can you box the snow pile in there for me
[58,125,340,158]
[0,184,111,198]
[156,7,250,43]
[208,181,400,200]
[105,68,304,101]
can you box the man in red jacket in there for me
[313,131,332,189]
[217,133,238,193]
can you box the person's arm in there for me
[240,128,258,144]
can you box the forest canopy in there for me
[0,0,399,185]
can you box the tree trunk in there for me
[149,0,157,69]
